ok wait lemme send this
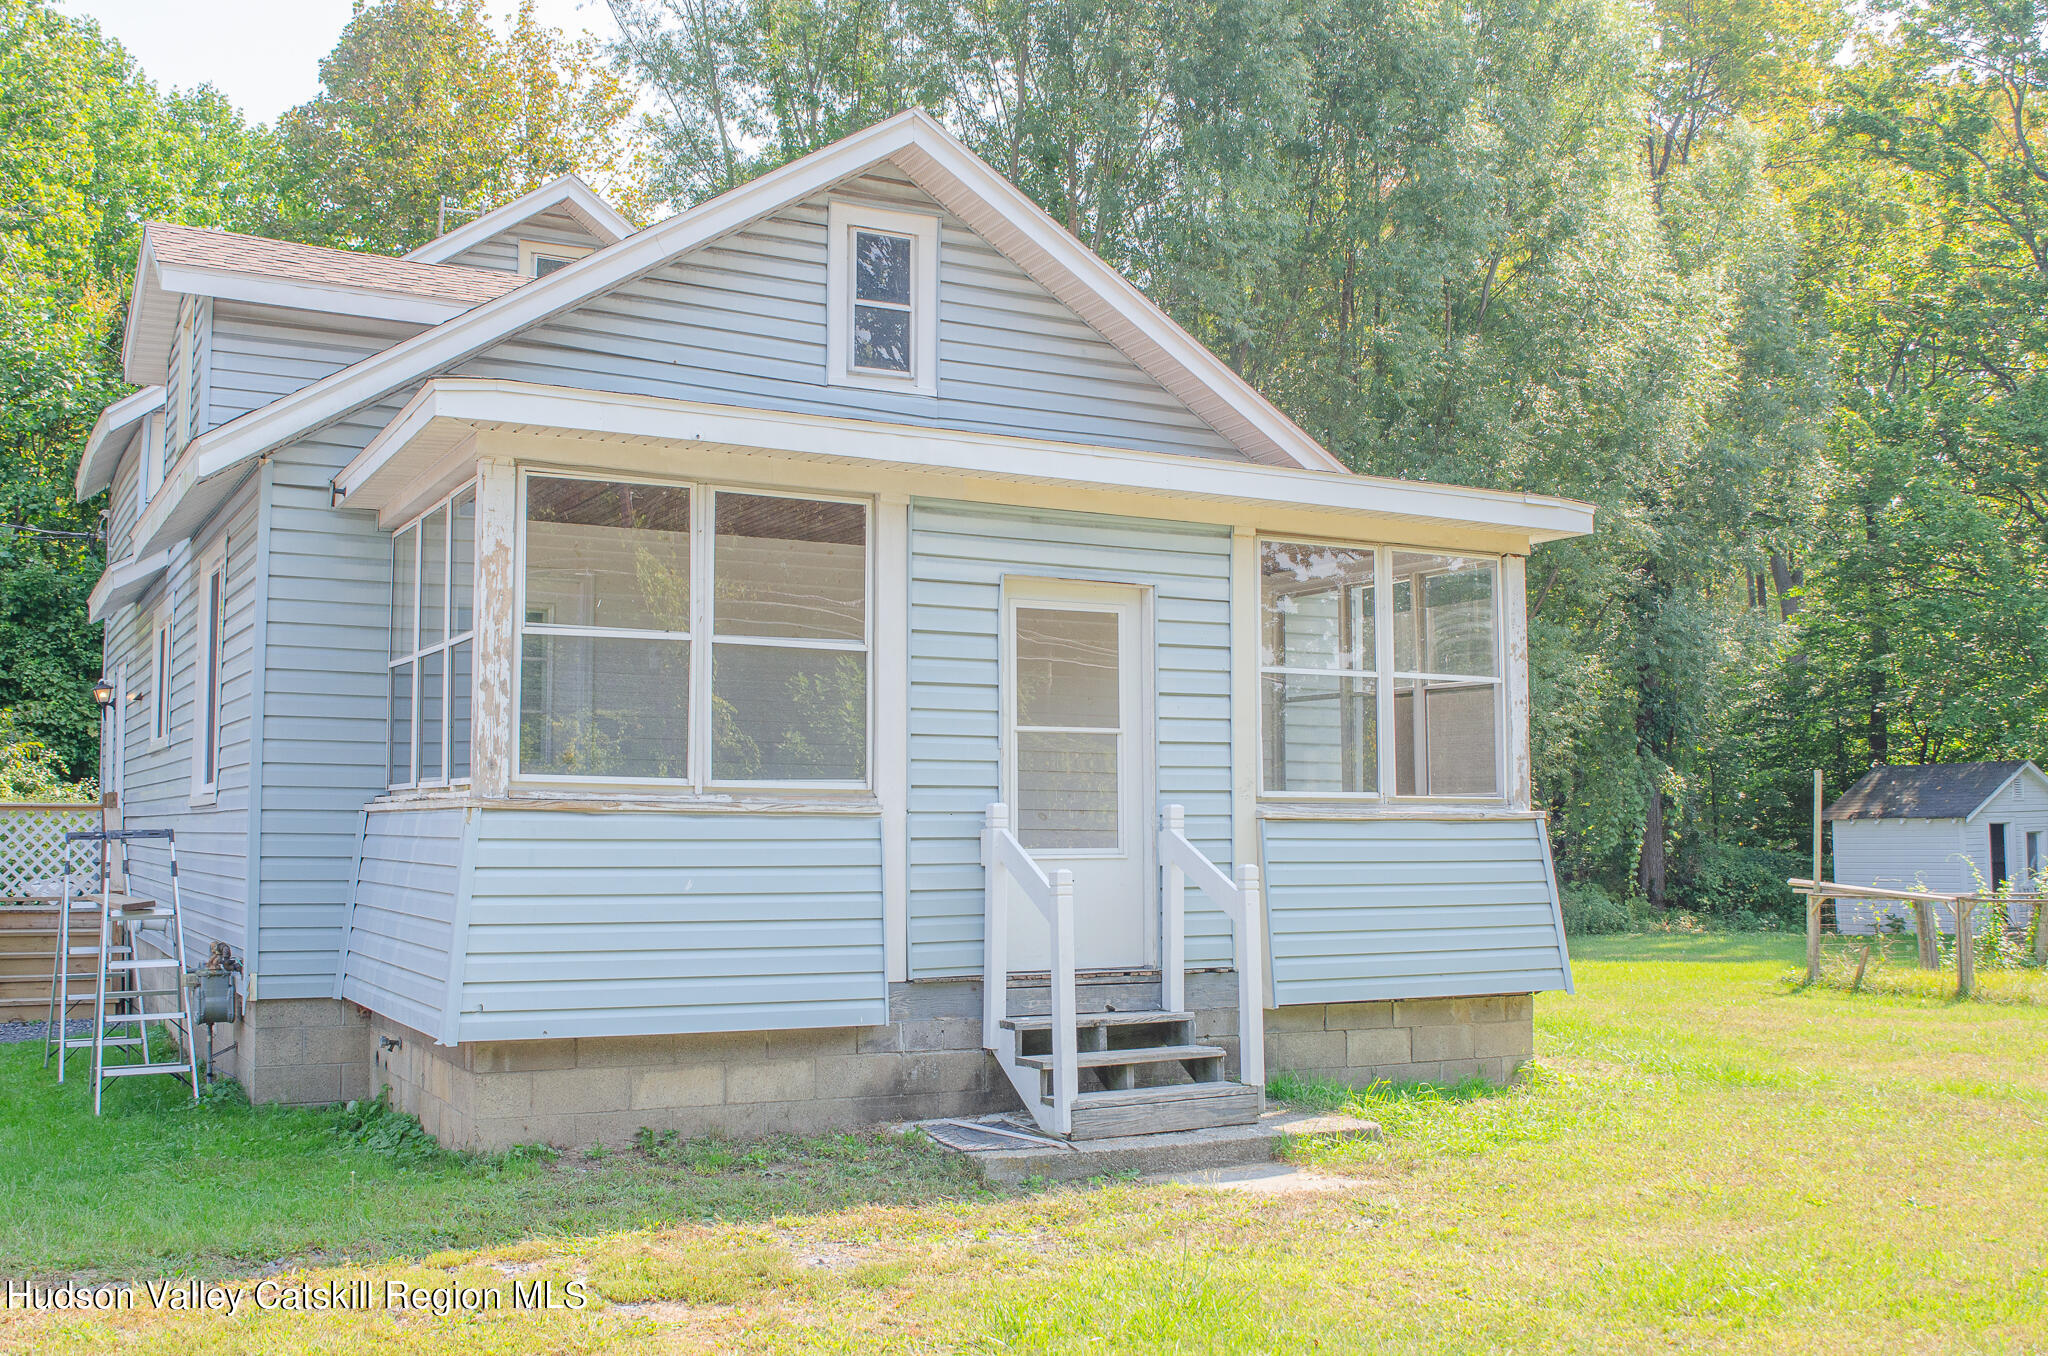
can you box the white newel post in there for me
[469,455,519,800]
[1235,862,1265,1091]
[981,802,1011,1049]
[1161,805,1187,1013]
[1049,866,1078,1135]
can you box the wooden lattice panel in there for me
[0,803,100,901]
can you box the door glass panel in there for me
[1014,604,1122,851]
[1016,608,1119,729]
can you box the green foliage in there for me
[0,707,94,800]
[1559,881,1635,934]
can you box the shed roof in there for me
[1824,761,2035,821]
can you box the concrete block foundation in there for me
[213,979,1535,1150]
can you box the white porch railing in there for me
[0,801,103,902]
[1159,804,1265,1090]
[981,803,1078,1135]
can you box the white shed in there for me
[1825,761,2048,933]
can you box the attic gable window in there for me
[517,239,593,278]
[826,202,938,395]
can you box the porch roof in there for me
[333,377,1597,549]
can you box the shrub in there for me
[1560,882,1632,934]
[1671,840,1804,925]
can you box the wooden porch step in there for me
[1014,1042,1224,1072]
[1001,1010,1194,1033]
[1066,1082,1263,1140]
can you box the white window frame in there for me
[517,239,593,278]
[386,482,477,791]
[140,410,165,508]
[1256,536,1508,804]
[148,604,171,747]
[190,538,227,803]
[825,201,939,396]
[511,470,874,792]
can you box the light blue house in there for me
[78,112,1588,1147]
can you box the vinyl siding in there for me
[209,303,425,428]
[456,163,1244,460]
[453,810,887,1041]
[100,481,261,959]
[1261,817,1570,1004]
[338,806,466,1037]
[254,407,416,997]
[444,208,603,273]
[906,500,1236,978]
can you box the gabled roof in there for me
[404,173,635,265]
[122,224,527,385]
[76,385,164,498]
[123,110,1355,554]
[1825,761,2042,821]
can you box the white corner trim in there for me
[517,239,595,277]
[825,201,939,397]
[407,174,635,264]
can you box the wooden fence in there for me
[1789,878,2048,998]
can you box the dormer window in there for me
[517,239,593,278]
[826,202,937,395]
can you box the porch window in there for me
[1260,540,1377,794]
[1259,538,1505,800]
[387,486,477,788]
[513,475,871,787]
[1391,552,1501,797]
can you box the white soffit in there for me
[87,548,173,622]
[337,379,1598,545]
[76,385,165,497]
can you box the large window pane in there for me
[390,525,416,659]
[520,634,690,779]
[525,477,691,632]
[451,490,475,634]
[711,643,866,781]
[714,494,866,640]
[448,638,472,780]
[389,661,413,784]
[1392,553,1496,677]
[420,505,447,645]
[854,231,911,304]
[1017,731,1118,851]
[1394,679,1500,796]
[1261,540,1374,670]
[418,647,444,782]
[1262,672,1376,794]
[1016,608,1119,729]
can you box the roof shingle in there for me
[1823,761,2032,821]
[148,223,526,307]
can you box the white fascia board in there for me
[337,379,1598,543]
[151,261,476,327]
[405,174,635,264]
[75,385,166,499]
[120,240,174,385]
[86,547,173,622]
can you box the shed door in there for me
[1003,582,1151,972]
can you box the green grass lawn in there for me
[4,932,2045,1353]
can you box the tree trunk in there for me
[1768,552,1803,619]
[1638,774,1666,908]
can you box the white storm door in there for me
[1003,583,1150,972]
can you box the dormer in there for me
[404,174,633,276]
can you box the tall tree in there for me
[275,0,643,253]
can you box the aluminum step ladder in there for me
[43,828,200,1112]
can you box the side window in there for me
[825,202,938,395]
[191,543,226,798]
[149,610,171,745]
[517,240,593,278]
